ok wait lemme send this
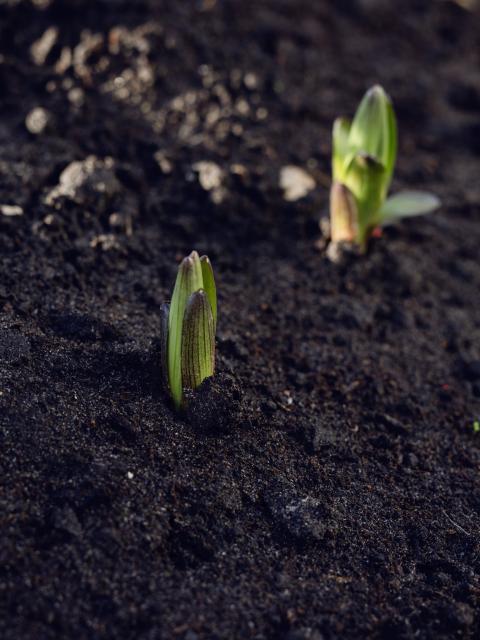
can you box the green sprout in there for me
[160,251,217,409]
[330,85,440,250]
[473,420,480,434]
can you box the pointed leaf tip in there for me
[200,255,217,329]
[368,84,389,101]
[347,84,397,195]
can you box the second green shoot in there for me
[330,85,440,250]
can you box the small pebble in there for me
[45,156,120,208]
[244,72,258,89]
[0,204,23,217]
[68,87,85,107]
[30,26,58,66]
[55,46,72,74]
[193,161,223,191]
[25,107,50,134]
[154,150,173,174]
[326,240,359,264]
[90,234,120,251]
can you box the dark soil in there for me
[1,1,480,638]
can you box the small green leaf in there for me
[332,117,351,182]
[344,153,386,247]
[168,251,204,408]
[348,85,397,189]
[159,303,170,390]
[380,191,441,226]
[181,290,215,393]
[200,255,217,330]
[330,181,358,243]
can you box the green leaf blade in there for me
[168,251,203,408]
[200,255,217,330]
[181,290,215,393]
[344,153,386,247]
[380,191,441,226]
[348,85,397,178]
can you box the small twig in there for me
[442,509,471,536]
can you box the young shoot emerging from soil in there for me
[161,251,217,409]
[329,85,440,251]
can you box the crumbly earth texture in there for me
[0,1,479,639]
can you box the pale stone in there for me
[280,166,316,202]
[0,204,23,217]
[193,161,223,191]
